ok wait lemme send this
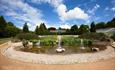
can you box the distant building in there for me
[48,27,67,33]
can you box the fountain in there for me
[58,35,61,48]
[35,40,41,48]
[56,35,65,53]
[80,39,85,50]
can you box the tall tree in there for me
[7,22,14,26]
[79,24,89,35]
[35,26,39,34]
[5,25,20,37]
[70,25,79,35]
[96,22,106,29]
[0,16,7,37]
[37,23,48,35]
[106,18,115,28]
[90,22,96,32]
[23,23,29,33]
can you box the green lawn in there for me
[0,38,11,44]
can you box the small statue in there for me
[22,39,28,48]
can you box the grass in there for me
[0,38,11,44]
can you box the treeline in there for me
[34,17,115,35]
[0,15,115,37]
[95,18,115,29]
[0,16,21,38]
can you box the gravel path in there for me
[1,41,115,64]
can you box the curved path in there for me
[0,42,115,70]
[2,41,115,64]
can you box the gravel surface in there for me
[1,41,115,64]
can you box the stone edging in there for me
[1,42,115,64]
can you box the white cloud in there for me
[88,4,100,15]
[0,0,90,30]
[105,7,109,10]
[0,0,46,31]
[30,0,63,8]
[111,0,115,4]
[112,7,115,11]
[30,0,89,21]
[57,4,89,21]
[60,24,71,29]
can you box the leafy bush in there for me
[29,39,39,46]
[40,39,56,46]
[40,36,57,46]
[111,33,115,41]
[16,33,38,40]
[62,36,92,47]
[79,33,108,41]
[83,39,92,47]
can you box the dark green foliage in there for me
[62,36,92,47]
[96,22,106,29]
[16,33,38,40]
[90,22,96,32]
[7,22,14,26]
[40,39,56,46]
[40,36,57,46]
[35,26,39,34]
[0,16,20,37]
[95,18,115,29]
[83,39,92,47]
[70,25,79,35]
[79,33,108,41]
[5,25,20,37]
[111,33,115,41]
[62,29,71,35]
[23,23,29,33]
[78,24,90,35]
[0,16,7,37]
[0,16,7,29]
[36,23,49,35]
[106,18,115,28]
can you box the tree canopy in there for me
[0,16,115,36]
[90,22,96,32]
[0,16,21,37]
[70,25,79,35]
[35,23,48,35]
[23,23,29,33]
[35,26,39,35]
[79,24,89,35]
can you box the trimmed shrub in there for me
[79,33,108,41]
[83,39,92,47]
[62,36,92,47]
[111,33,115,41]
[40,36,57,46]
[16,33,38,40]
[40,39,56,46]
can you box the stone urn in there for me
[56,47,65,53]
[92,47,99,52]
[22,39,28,48]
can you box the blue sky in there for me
[0,0,115,30]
